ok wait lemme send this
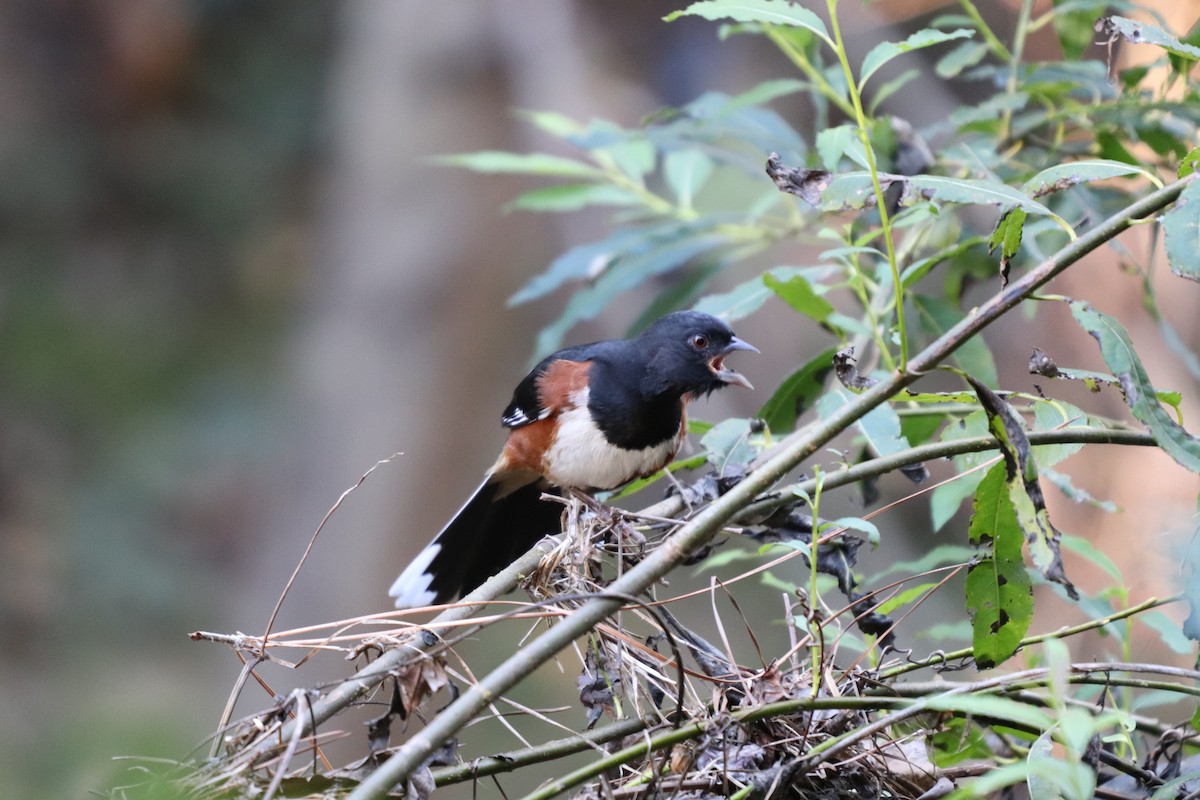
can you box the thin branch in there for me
[429,715,649,787]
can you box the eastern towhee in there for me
[389,310,757,608]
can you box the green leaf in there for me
[873,544,976,582]
[601,137,656,181]
[763,273,834,321]
[1029,399,1089,466]
[967,376,1079,600]
[931,717,993,766]
[966,464,1034,669]
[874,582,941,615]
[867,68,920,113]
[827,515,880,546]
[1052,0,1113,60]
[506,183,640,213]
[900,237,987,289]
[815,124,864,171]
[435,150,601,178]
[665,0,832,45]
[818,388,921,483]
[935,40,989,78]
[912,295,999,387]
[701,417,757,469]
[510,224,680,306]
[1096,130,1140,166]
[663,149,714,210]
[908,175,1056,216]
[898,410,944,446]
[817,173,1057,218]
[1068,300,1200,472]
[988,208,1027,283]
[693,266,830,321]
[859,28,973,89]
[1099,15,1200,61]
[1162,178,1200,282]
[757,346,838,433]
[1180,146,1200,178]
[518,109,584,138]
[1042,469,1118,513]
[969,464,1023,556]
[1027,731,1079,800]
[532,230,728,355]
[1021,159,1152,198]
[1138,610,1196,655]
[921,693,1054,730]
[1061,534,1123,584]
[930,411,993,532]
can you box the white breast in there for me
[544,387,680,490]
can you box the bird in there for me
[388,310,758,608]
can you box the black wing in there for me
[500,341,618,428]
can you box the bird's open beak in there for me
[710,336,758,390]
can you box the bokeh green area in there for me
[0,4,332,796]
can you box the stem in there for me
[430,715,649,787]
[826,0,907,368]
[807,469,825,695]
[1000,0,1033,140]
[957,0,1012,61]
[764,28,856,118]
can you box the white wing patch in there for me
[388,543,441,608]
[544,386,679,490]
[503,405,552,428]
[502,408,530,427]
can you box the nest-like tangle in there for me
[155,494,950,800]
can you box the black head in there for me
[636,311,758,398]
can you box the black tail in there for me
[389,479,564,608]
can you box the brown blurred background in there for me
[1,1,1197,797]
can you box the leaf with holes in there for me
[988,208,1026,285]
[1068,301,1200,472]
[968,375,1079,600]
[966,464,1033,669]
[1021,160,1150,198]
[1097,15,1200,61]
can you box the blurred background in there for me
[1,1,1197,797]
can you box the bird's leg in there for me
[567,487,609,519]
[567,488,646,551]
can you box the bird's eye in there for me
[690,333,708,350]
